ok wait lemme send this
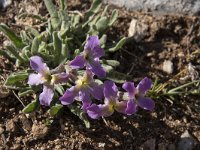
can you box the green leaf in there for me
[5,44,25,62]
[100,34,107,45]
[25,27,40,37]
[20,31,31,44]
[101,59,120,67]
[0,50,15,62]
[108,37,126,52]
[43,0,61,30]
[51,12,61,29]
[108,9,118,26]
[72,15,81,27]
[0,23,24,49]
[18,87,34,97]
[60,44,68,63]
[21,45,31,61]
[18,13,46,22]
[101,5,108,17]
[53,32,62,64]
[5,72,28,86]
[59,0,67,10]
[106,70,130,83]
[103,64,113,72]
[49,104,63,116]
[55,85,64,95]
[85,0,102,19]
[95,16,109,32]
[68,105,90,128]
[22,100,39,114]
[31,37,40,55]
[44,0,57,16]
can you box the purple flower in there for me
[70,36,106,78]
[59,70,104,109]
[28,56,69,106]
[123,77,155,113]
[87,80,127,119]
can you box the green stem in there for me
[168,80,200,93]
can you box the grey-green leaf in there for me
[25,27,40,37]
[108,9,118,26]
[108,37,126,52]
[44,0,57,16]
[68,105,90,128]
[96,16,109,32]
[5,72,28,86]
[6,44,24,62]
[31,37,40,55]
[22,100,39,114]
[18,88,34,97]
[0,23,24,49]
[106,70,130,83]
[85,0,102,19]
[0,50,15,62]
[53,32,62,64]
[101,59,120,67]
[49,104,63,116]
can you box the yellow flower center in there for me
[76,75,91,90]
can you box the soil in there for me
[0,0,200,149]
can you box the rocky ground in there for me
[0,0,200,149]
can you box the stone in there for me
[178,130,197,150]
[0,0,12,11]
[31,123,48,139]
[168,144,176,150]
[103,0,200,16]
[6,119,17,132]
[0,84,10,98]
[141,138,156,150]
[162,60,173,74]
[128,19,148,42]
[0,126,4,134]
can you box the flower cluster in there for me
[28,36,155,119]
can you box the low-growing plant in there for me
[5,0,194,128]
[1,0,200,128]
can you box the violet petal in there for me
[79,89,91,110]
[125,100,138,115]
[101,104,114,117]
[89,60,106,78]
[122,82,136,99]
[93,45,105,58]
[28,73,44,86]
[30,56,50,75]
[39,85,54,106]
[104,80,118,99]
[137,96,155,111]
[115,101,127,114]
[137,77,152,95]
[59,86,78,105]
[52,73,69,84]
[86,104,102,119]
[84,36,100,51]
[70,55,85,69]
[89,83,104,100]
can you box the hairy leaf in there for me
[49,104,63,116]
[108,37,126,52]
[0,24,24,48]
[22,100,39,114]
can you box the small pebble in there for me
[162,60,173,74]
[31,123,48,139]
[0,126,4,134]
[6,119,16,132]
